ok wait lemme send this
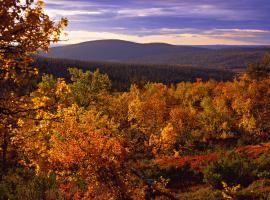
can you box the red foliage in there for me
[156,142,270,170]
[155,153,218,169]
[236,142,270,158]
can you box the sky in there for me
[43,0,270,45]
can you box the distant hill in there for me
[40,39,270,70]
[192,45,267,49]
[41,39,205,63]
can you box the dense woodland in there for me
[1,1,270,200]
[35,56,234,91]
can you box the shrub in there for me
[159,162,195,184]
[256,150,270,179]
[235,179,270,200]
[142,161,197,188]
[203,152,255,189]
[179,187,222,200]
[0,168,63,200]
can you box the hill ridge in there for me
[40,39,270,69]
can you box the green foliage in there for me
[179,187,222,200]
[204,152,255,189]
[255,150,270,179]
[142,161,196,187]
[0,168,63,200]
[160,162,194,183]
[235,192,270,200]
[198,96,233,141]
[38,75,58,93]
[68,68,111,107]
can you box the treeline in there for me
[158,47,270,69]
[35,56,235,91]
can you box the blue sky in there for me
[44,0,270,45]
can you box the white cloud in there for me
[115,4,246,20]
[216,29,269,33]
[44,0,93,7]
[117,8,168,17]
[46,9,102,17]
[118,28,269,38]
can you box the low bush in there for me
[0,168,63,200]
[142,161,198,188]
[203,152,255,189]
[235,179,270,200]
[256,150,270,179]
[179,187,222,200]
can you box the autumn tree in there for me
[0,0,67,80]
[128,84,170,154]
[198,95,233,141]
[15,73,179,199]
[0,0,67,174]
[169,107,197,146]
[230,76,270,140]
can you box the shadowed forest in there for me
[34,56,235,91]
[1,1,270,200]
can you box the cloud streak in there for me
[43,0,270,45]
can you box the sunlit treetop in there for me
[0,0,68,81]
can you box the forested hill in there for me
[35,56,234,91]
[40,39,270,70]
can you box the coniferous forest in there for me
[1,1,270,199]
[35,56,235,91]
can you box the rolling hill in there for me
[41,39,270,70]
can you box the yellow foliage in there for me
[0,0,67,81]
[221,181,241,200]
[161,123,176,146]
